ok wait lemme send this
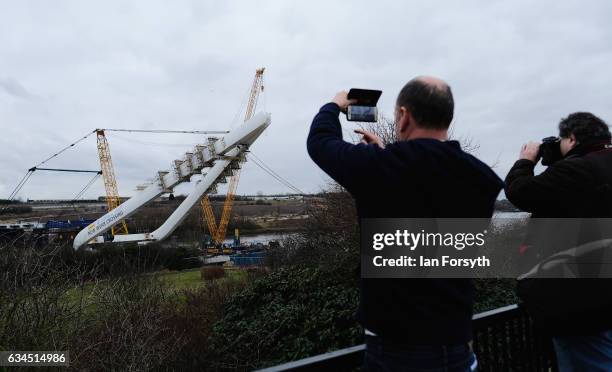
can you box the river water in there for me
[221,231,298,245]
[222,212,530,245]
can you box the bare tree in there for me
[448,125,481,155]
[353,112,483,157]
[357,112,397,146]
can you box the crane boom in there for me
[244,68,265,122]
[202,68,265,245]
[201,194,218,238]
[96,130,129,235]
[214,164,241,242]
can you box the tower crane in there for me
[201,68,265,245]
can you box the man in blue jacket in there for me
[307,76,503,371]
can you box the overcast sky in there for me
[1,0,612,200]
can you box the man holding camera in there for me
[307,77,503,371]
[505,112,612,371]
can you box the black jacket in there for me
[307,103,503,345]
[505,139,612,335]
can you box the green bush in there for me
[207,266,361,370]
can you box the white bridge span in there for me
[73,112,271,250]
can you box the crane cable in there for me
[248,157,303,194]
[5,127,223,201]
[229,84,254,129]
[34,130,97,169]
[106,132,205,148]
[72,172,101,200]
[65,172,102,216]
[100,128,229,134]
[261,74,267,113]
[5,170,34,201]
[247,152,304,194]
[3,169,101,215]
[5,130,97,202]
[50,172,103,219]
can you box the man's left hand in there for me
[519,141,541,162]
[332,91,357,112]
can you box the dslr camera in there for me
[538,136,563,166]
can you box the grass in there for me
[157,266,247,290]
[157,268,203,290]
[64,266,249,308]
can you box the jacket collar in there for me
[565,138,612,159]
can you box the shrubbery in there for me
[0,242,251,371]
[201,190,363,369]
[208,266,361,370]
[56,243,202,277]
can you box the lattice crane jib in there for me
[201,195,218,236]
[96,130,129,235]
[244,68,265,122]
[215,167,241,243]
[202,68,265,245]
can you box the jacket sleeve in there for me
[306,102,379,194]
[505,158,592,213]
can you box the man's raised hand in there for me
[332,90,357,112]
[519,141,541,162]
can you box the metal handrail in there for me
[258,304,557,372]
[256,345,366,372]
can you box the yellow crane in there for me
[96,129,129,235]
[201,67,265,246]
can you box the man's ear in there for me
[398,106,411,133]
[570,133,578,146]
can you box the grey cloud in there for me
[1,0,612,200]
[0,78,35,99]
